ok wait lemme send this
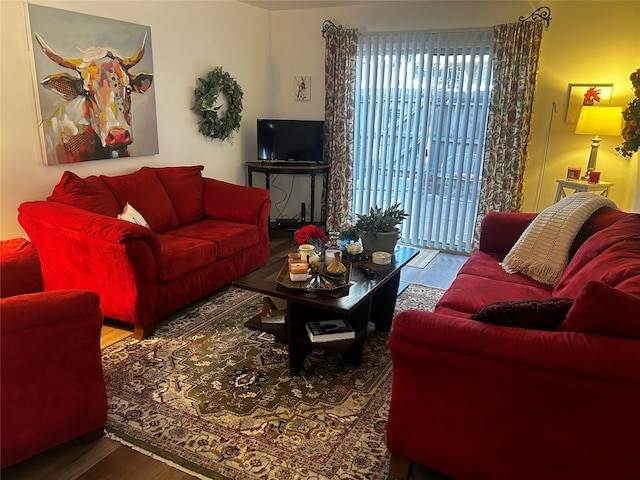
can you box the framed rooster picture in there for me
[26,4,159,165]
[565,83,613,124]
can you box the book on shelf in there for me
[260,296,287,324]
[305,319,355,343]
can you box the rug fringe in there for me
[105,430,214,480]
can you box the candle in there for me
[289,261,308,282]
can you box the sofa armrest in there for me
[0,290,101,333]
[18,201,160,256]
[203,178,271,225]
[388,309,640,480]
[478,211,537,255]
[391,310,640,384]
[18,201,159,326]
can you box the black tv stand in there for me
[246,162,329,226]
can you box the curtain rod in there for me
[519,6,552,30]
[322,20,342,38]
[322,5,551,38]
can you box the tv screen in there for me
[257,119,325,163]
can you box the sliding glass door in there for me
[353,30,492,253]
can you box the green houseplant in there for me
[355,203,409,253]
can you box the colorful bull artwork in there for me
[28,5,159,165]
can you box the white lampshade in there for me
[575,106,622,136]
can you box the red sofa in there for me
[18,165,271,339]
[1,239,106,468]
[387,207,640,480]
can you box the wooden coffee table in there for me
[233,245,419,375]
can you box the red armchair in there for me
[1,239,107,468]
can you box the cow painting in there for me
[34,32,154,164]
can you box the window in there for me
[353,30,492,253]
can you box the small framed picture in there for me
[294,75,310,101]
[565,83,613,123]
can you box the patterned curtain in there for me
[324,28,358,232]
[473,20,544,244]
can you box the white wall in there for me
[1,0,270,239]
[265,0,639,218]
[2,1,638,240]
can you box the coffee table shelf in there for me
[244,314,287,344]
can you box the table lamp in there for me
[574,106,622,180]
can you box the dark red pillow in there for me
[558,281,640,340]
[101,168,180,233]
[48,171,121,217]
[470,298,573,330]
[554,215,640,298]
[151,165,204,225]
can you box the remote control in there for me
[358,265,376,278]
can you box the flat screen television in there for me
[257,119,325,163]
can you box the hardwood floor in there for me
[1,230,446,480]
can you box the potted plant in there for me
[355,203,409,253]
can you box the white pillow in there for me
[117,202,150,228]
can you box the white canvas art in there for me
[27,4,159,165]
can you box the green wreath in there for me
[193,67,243,141]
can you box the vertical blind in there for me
[353,30,493,253]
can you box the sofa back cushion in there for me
[152,165,204,225]
[558,280,640,340]
[553,214,640,298]
[48,171,121,217]
[101,168,180,234]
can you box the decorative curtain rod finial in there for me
[322,20,343,38]
[519,6,552,30]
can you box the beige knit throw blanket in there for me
[501,192,618,285]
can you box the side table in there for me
[246,162,330,225]
[554,179,613,203]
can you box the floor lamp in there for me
[574,106,622,180]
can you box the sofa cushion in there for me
[558,281,640,340]
[458,251,549,288]
[470,298,573,330]
[437,274,552,315]
[553,215,640,298]
[169,219,260,259]
[152,166,204,225]
[155,234,217,283]
[48,171,121,217]
[101,168,180,234]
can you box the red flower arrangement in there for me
[294,225,326,245]
[616,68,640,158]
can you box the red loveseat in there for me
[18,165,271,339]
[387,207,640,480]
[1,239,106,468]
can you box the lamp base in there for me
[580,136,601,181]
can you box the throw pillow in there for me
[48,171,121,217]
[470,298,574,330]
[558,281,640,340]
[117,203,150,228]
[553,215,640,298]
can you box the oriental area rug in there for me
[102,284,444,480]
